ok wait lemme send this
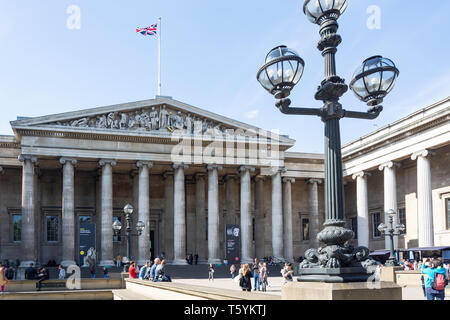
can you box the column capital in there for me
[238,166,255,174]
[282,177,295,184]
[98,159,117,167]
[129,169,139,178]
[194,172,206,180]
[255,175,266,182]
[224,174,238,181]
[136,160,153,169]
[269,167,287,176]
[351,171,371,180]
[307,178,323,185]
[18,154,38,164]
[60,157,78,166]
[173,163,189,170]
[411,149,435,161]
[206,164,222,171]
[378,161,400,171]
[162,170,174,180]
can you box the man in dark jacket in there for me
[25,263,37,280]
[36,268,49,291]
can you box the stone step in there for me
[112,289,153,300]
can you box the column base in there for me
[98,260,114,267]
[208,258,223,265]
[171,259,189,265]
[282,280,402,300]
[19,261,36,268]
[297,267,372,283]
[60,260,77,268]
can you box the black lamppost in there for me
[112,204,145,272]
[377,209,406,266]
[256,0,399,282]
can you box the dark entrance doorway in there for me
[150,230,155,261]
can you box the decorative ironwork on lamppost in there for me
[378,209,406,267]
[256,0,399,282]
[112,204,145,272]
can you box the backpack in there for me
[431,272,446,291]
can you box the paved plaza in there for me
[172,276,449,300]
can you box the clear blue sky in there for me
[0,0,449,153]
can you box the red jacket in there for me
[129,266,137,279]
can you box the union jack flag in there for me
[136,23,158,37]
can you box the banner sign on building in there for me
[225,224,241,264]
[79,222,96,266]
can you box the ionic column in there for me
[173,163,188,265]
[379,161,399,250]
[195,173,207,263]
[225,174,239,225]
[239,166,255,264]
[18,155,38,267]
[136,161,152,265]
[207,164,222,264]
[411,150,434,247]
[351,172,370,248]
[99,159,116,266]
[307,179,322,249]
[60,157,78,267]
[163,171,174,261]
[271,168,285,261]
[254,176,265,259]
[282,177,295,263]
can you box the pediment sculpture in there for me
[51,105,230,135]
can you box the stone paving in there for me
[173,276,449,300]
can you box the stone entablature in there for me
[342,96,450,177]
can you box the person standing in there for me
[58,265,66,280]
[260,262,268,292]
[25,263,37,280]
[0,262,9,295]
[239,264,252,292]
[230,264,236,279]
[128,261,137,279]
[115,255,121,268]
[194,254,198,265]
[208,264,215,281]
[252,258,260,291]
[421,258,447,300]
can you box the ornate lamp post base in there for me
[297,267,373,283]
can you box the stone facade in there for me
[0,96,448,266]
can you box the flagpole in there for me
[158,17,161,96]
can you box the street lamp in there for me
[256,0,399,282]
[112,204,145,272]
[378,209,406,266]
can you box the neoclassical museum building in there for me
[0,95,448,267]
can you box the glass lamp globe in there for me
[112,219,122,232]
[377,223,387,233]
[123,203,134,215]
[257,45,305,99]
[136,221,145,233]
[350,55,399,107]
[396,224,406,232]
[303,0,348,24]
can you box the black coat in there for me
[240,270,252,290]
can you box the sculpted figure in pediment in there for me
[119,113,128,129]
[128,111,141,129]
[107,112,120,129]
[140,110,151,129]
[149,107,159,130]
[159,106,169,129]
[185,113,193,134]
[173,111,184,130]
[96,114,107,128]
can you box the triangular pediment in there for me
[10,97,295,146]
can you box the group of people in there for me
[229,258,270,292]
[186,254,199,265]
[128,258,172,282]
